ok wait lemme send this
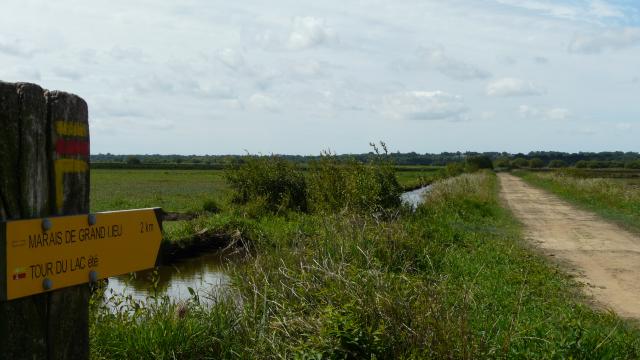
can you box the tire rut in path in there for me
[498,173,640,319]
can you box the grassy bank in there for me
[90,172,640,359]
[515,170,640,233]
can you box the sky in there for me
[1,0,639,155]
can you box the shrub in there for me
[307,143,402,214]
[126,156,142,165]
[575,160,588,168]
[528,158,545,168]
[494,157,511,169]
[548,159,566,168]
[465,155,493,172]
[511,158,529,168]
[445,162,465,177]
[625,160,640,169]
[225,155,307,213]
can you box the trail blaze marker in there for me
[2,208,162,300]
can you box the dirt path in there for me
[498,173,640,319]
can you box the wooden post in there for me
[0,81,90,359]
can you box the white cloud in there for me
[53,67,83,81]
[496,0,625,21]
[383,91,468,121]
[0,37,35,57]
[616,122,633,130]
[222,98,243,110]
[576,127,596,135]
[290,60,327,77]
[588,0,624,18]
[487,78,544,97]
[4,66,41,82]
[287,17,336,50]
[495,0,579,20]
[518,105,540,118]
[569,28,640,54]
[481,111,496,120]
[422,48,491,80]
[533,56,549,64]
[217,48,246,71]
[249,93,280,112]
[546,108,571,120]
[518,105,571,120]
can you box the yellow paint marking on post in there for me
[54,159,88,210]
[55,121,88,137]
[3,208,162,300]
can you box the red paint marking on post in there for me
[55,139,89,157]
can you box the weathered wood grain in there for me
[46,90,90,360]
[0,82,21,219]
[0,82,91,360]
[17,83,49,218]
[0,81,49,360]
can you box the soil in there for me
[498,173,640,319]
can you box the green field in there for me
[90,169,229,213]
[90,168,437,214]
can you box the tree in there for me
[465,155,493,172]
[494,157,511,169]
[529,158,544,168]
[511,158,529,168]
[548,159,566,168]
[126,156,142,165]
[625,160,640,169]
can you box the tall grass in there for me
[91,171,640,359]
[226,148,402,216]
[225,155,308,213]
[306,149,402,214]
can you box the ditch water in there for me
[400,185,433,209]
[105,186,432,306]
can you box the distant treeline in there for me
[90,151,640,169]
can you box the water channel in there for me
[105,186,432,305]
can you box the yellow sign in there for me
[3,208,162,300]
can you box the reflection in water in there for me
[106,251,231,305]
[400,185,432,209]
[106,187,430,306]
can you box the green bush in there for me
[493,157,511,169]
[626,160,640,169]
[225,145,403,215]
[575,160,588,168]
[307,145,402,214]
[465,155,493,172]
[445,162,465,177]
[529,157,545,168]
[225,155,307,213]
[126,156,142,165]
[511,157,529,168]
[548,159,567,168]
